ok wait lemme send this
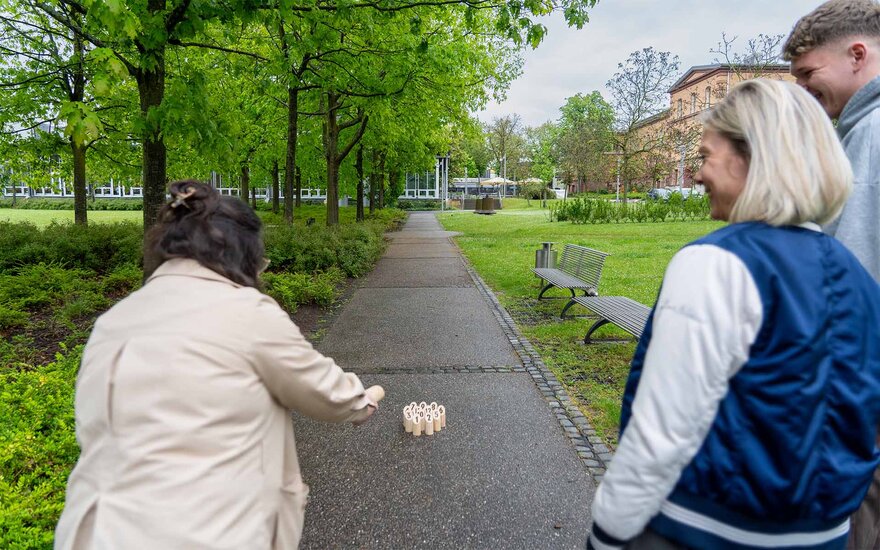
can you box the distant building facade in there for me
[632,63,795,191]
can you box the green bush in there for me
[397,199,441,210]
[0,305,27,330]
[0,264,109,329]
[550,194,710,224]
[263,220,387,277]
[262,268,344,312]
[0,347,81,550]
[102,264,143,295]
[0,222,142,275]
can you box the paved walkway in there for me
[294,212,597,549]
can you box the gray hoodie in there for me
[829,75,880,281]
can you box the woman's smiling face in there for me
[695,129,750,221]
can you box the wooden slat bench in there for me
[533,244,609,318]
[573,296,651,343]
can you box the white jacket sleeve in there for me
[589,245,763,549]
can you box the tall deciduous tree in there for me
[0,3,101,224]
[556,91,614,191]
[607,47,680,200]
[486,114,521,180]
[526,122,557,186]
[32,0,265,233]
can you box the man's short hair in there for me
[783,0,880,60]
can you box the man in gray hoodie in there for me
[787,3,880,547]
[786,0,880,283]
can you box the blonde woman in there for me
[588,79,880,550]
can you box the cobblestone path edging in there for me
[458,253,613,480]
[351,365,526,374]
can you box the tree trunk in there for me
[377,151,386,209]
[71,30,88,226]
[240,163,250,206]
[323,92,340,226]
[72,140,87,225]
[388,166,400,208]
[138,61,167,231]
[322,91,368,226]
[355,145,364,221]
[326,159,340,225]
[295,166,302,208]
[284,86,298,224]
[271,160,280,214]
[369,149,378,215]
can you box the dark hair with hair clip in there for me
[145,180,265,288]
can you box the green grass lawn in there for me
[0,204,384,228]
[438,208,724,446]
[0,209,142,226]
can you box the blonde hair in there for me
[783,0,880,60]
[703,79,852,226]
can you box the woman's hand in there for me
[353,385,385,426]
[365,385,385,402]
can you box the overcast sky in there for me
[477,0,822,127]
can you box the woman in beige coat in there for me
[55,181,380,549]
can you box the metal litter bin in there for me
[535,242,557,275]
[481,196,495,214]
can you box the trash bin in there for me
[481,196,495,214]
[535,242,557,274]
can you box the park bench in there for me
[573,296,651,344]
[533,244,609,318]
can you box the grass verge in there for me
[438,209,723,446]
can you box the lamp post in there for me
[501,155,506,203]
[602,150,623,201]
[677,143,686,192]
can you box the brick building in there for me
[631,63,795,190]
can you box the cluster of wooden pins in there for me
[403,402,446,436]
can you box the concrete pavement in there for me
[293,212,597,549]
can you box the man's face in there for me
[791,42,863,119]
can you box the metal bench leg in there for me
[560,296,578,319]
[584,319,611,344]
[537,282,554,300]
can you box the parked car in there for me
[647,187,705,201]
[647,188,672,200]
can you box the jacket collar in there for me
[147,258,243,288]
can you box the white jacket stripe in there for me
[660,501,849,547]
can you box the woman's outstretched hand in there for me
[354,385,385,426]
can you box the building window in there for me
[677,99,683,117]
[705,86,712,108]
[691,93,697,114]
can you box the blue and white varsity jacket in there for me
[588,222,880,550]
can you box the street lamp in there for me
[501,155,506,202]
[602,150,623,202]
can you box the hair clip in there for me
[170,187,196,209]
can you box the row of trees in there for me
[0,0,601,228]
[453,33,787,200]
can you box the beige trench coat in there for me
[54,258,372,549]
